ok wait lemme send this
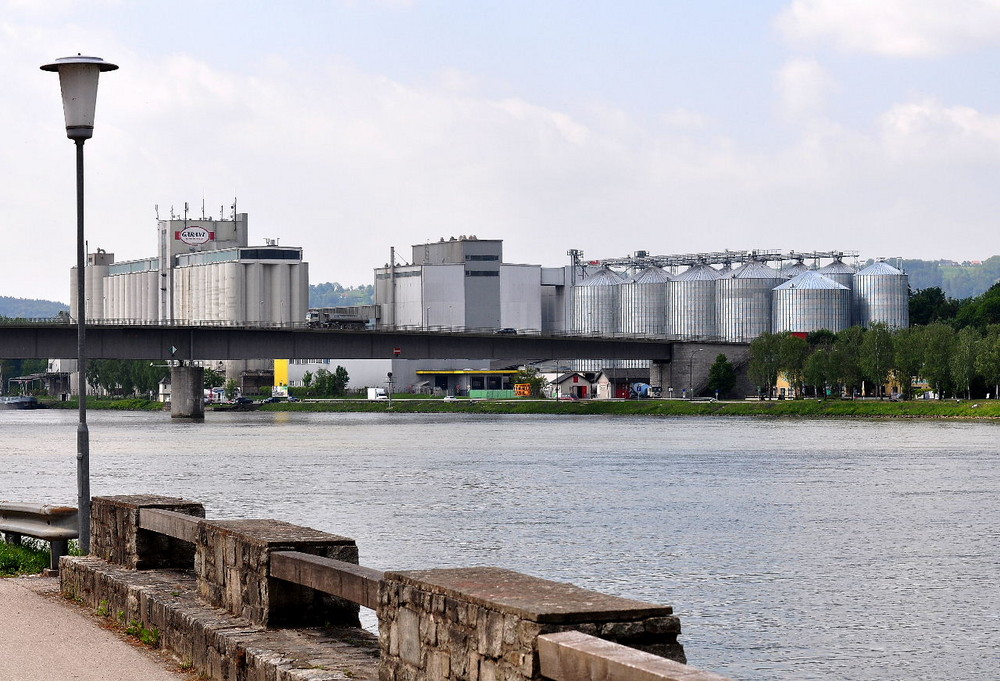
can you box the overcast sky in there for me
[6,0,1000,303]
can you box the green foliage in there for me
[124,620,161,647]
[975,325,1000,396]
[922,322,956,398]
[224,379,238,400]
[0,539,50,576]
[950,327,981,399]
[707,354,737,397]
[0,359,48,394]
[748,333,783,396]
[304,366,350,396]
[203,368,225,389]
[893,326,925,399]
[511,367,547,397]
[832,326,865,394]
[954,282,1000,330]
[309,282,374,308]
[860,322,894,397]
[909,287,961,326]
[778,333,810,396]
[803,346,834,396]
[86,359,167,398]
[901,256,1000,299]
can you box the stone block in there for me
[91,495,204,569]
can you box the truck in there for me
[367,387,389,401]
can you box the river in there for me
[1,410,997,680]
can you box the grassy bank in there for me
[256,397,1000,418]
[33,396,1000,419]
[0,540,50,576]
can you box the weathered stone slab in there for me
[60,555,379,681]
[385,567,672,623]
[91,495,205,570]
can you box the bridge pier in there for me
[170,365,205,418]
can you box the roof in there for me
[773,270,849,290]
[673,263,721,281]
[578,266,625,287]
[857,260,904,276]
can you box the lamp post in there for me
[688,348,703,399]
[41,55,118,554]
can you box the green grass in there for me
[36,394,1000,419]
[43,398,164,411]
[0,539,50,576]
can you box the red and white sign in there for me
[175,227,216,245]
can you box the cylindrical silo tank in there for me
[818,258,855,289]
[668,263,720,339]
[716,260,785,342]
[772,271,851,333]
[782,259,810,278]
[572,265,624,334]
[620,265,670,335]
[854,260,909,328]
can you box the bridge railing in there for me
[58,495,734,681]
[0,502,78,570]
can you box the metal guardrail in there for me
[0,502,78,570]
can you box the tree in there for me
[909,287,960,326]
[778,333,810,397]
[309,366,350,396]
[803,346,834,398]
[975,324,1000,398]
[203,368,225,389]
[950,326,980,399]
[892,326,925,399]
[707,354,736,398]
[748,333,783,397]
[512,367,547,398]
[860,322,894,398]
[921,322,956,399]
[831,326,865,396]
[86,359,166,398]
[224,378,238,400]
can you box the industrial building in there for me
[61,209,308,392]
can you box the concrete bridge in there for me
[37,494,733,681]
[0,321,751,416]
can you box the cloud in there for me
[774,57,839,120]
[777,0,1000,57]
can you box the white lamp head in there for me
[41,55,118,140]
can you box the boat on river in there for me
[0,396,45,409]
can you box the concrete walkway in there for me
[0,576,191,681]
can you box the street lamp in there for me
[41,54,118,554]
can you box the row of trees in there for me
[748,322,1000,400]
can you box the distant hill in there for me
[896,257,1000,299]
[0,296,69,319]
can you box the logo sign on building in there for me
[175,226,215,245]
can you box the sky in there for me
[6,0,1000,303]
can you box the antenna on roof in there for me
[154,204,159,220]
[201,195,206,220]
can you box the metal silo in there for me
[782,259,810,278]
[818,258,855,290]
[772,271,851,333]
[573,265,623,334]
[668,263,720,339]
[620,266,670,335]
[854,260,909,328]
[716,260,785,342]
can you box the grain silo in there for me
[772,271,852,333]
[620,265,671,335]
[716,260,785,342]
[668,263,720,339]
[854,260,909,328]
[572,265,624,334]
[818,258,855,289]
[782,259,810,278]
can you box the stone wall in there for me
[91,495,205,569]
[378,567,685,681]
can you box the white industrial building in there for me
[62,210,308,392]
[374,236,541,330]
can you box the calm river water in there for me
[1,410,997,680]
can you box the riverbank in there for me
[35,396,1000,418]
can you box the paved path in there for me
[0,576,190,681]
